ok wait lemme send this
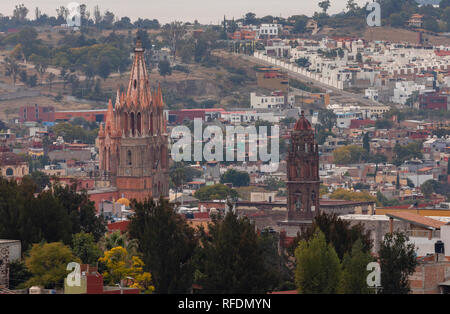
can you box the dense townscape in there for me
[0,0,450,297]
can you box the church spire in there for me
[115,88,120,108]
[105,99,115,135]
[126,38,152,109]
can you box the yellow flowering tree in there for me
[98,246,154,294]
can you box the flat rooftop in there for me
[340,214,390,221]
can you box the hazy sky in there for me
[0,0,370,24]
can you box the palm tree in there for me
[102,230,138,255]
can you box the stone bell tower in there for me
[281,111,320,229]
[98,38,169,201]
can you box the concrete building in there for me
[392,81,427,105]
[250,91,294,109]
[259,24,279,38]
[0,240,21,288]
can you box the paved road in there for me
[237,53,385,107]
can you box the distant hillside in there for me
[364,26,450,45]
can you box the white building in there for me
[250,92,294,109]
[391,81,426,105]
[365,87,379,101]
[259,24,279,37]
[327,103,390,125]
[221,110,282,124]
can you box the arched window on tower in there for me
[130,112,135,136]
[127,150,132,165]
[150,112,154,135]
[6,168,13,176]
[295,192,302,212]
[137,112,142,135]
[311,190,316,212]
[102,147,106,170]
[123,112,128,135]
[107,147,111,172]
[161,146,167,169]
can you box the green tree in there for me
[194,184,239,201]
[101,230,138,255]
[318,109,337,131]
[389,13,407,28]
[339,240,374,294]
[393,142,423,166]
[264,177,286,191]
[128,197,197,293]
[244,12,257,25]
[158,60,172,78]
[0,178,73,250]
[423,16,439,32]
[375,119,393,129]
[363,132,370,152]
[220,169,250,187]
[24,171,50,192]
[356,52,363,63]
[293,212,373,261]
[196,211,274,293]
[97,59,111,81]
[318,0,331,13]
[293,16,308,34]
[98,246,155,293]
[295,229,341,293]
[295,57,310,67]
[333,145,367,164]
[24,242,80,289]
[8,260,32,290]
[379,232,418,294]
[161,21,186,59]
[346,0,358,12]
[420,180,434,199]
[71,232,102,265]
[13,4,29,21]
[4,57,20,85]
[53,184,106,241]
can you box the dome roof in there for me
[117,198,130,207]
[294,111,312,131]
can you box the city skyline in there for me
[0,0,369,24]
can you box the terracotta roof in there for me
[0,152,25,166]
[107,221,129,233]
[435,50,450,57]
[386,212,445,230]
[194,212,209,219]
